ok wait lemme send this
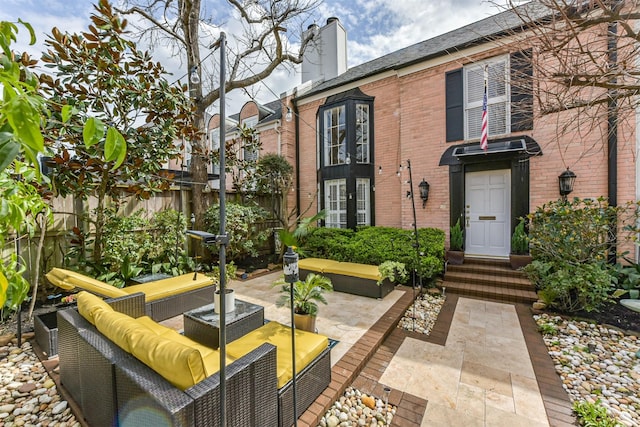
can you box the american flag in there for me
[480,66,488,151]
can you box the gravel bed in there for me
[397,292,446,335]
[535,313,640,426]
[317,387,396,427]
[0,340,79,427]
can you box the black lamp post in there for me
[558,168,576,201]
[418,178,430,208]
[283,246,299,426]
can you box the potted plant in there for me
[446,219,464,265]
[209,263,237,314]
[510,219,532,270]
[273,273,333,332]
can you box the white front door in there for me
[464,170,511,257]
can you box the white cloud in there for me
[0,0,506,113]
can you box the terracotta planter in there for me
[446,250,464,265]
[294,313,317,333]
[214,289,236,314]
[509,254,532,270]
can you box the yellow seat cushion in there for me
[121,273,214,302]
[46,268,127,298]
[135,316,229,376]
[126,327,208,391]
[226,321,328,388]
[322,262,381,281]
[76,291,114,325]
[298,258,341,273]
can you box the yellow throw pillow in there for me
[77,291,113,325]
[126,327,207,391]
[134,316,225,377]
[93,309,151,354]
[46,268,127,298]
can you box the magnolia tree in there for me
[39,0,197,266]
[116,0,322,229]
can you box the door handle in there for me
[466,216,470,227]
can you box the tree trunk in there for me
[191,109,209,230]
[92,168,110,265]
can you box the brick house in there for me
[208,6,637,259]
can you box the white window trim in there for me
[355,104,370,164]
[356,178,370,226]
[323,106,346,166]
[324,179,347,228]
[463,55,510,141]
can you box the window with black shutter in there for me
[445,53,533,143]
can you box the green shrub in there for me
[303,226,444,281]
[378,261,409,285]
[302,228,355,260]
[205,202,270,262]
[100,208,150,272]
[528,198,616,264]
[523,260,613,312]
[573,399,620,427]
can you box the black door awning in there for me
[439,135,541,166]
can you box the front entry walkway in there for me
[379,297,549,426]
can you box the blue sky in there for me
[0,0,505,112]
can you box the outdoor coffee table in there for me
[183,299,264,349]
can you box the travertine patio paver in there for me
[379,297,550,427]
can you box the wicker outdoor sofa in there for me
[298,258,395,299]
[47,267,215,321]
[57,291,331,427]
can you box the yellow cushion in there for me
[121,273,214,302]
[298,258,341,273]
[227,321,328,388]
[46,268,127,298]
[93,309,153,354]
[322,262,381,281]
[126,327,207,391]
[134,316,228,376]
[76,291,113,325]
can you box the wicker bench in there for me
[57,292,330,427]
[46,268,215,321]
[298,258,395,299]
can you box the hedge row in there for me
[301,226,445,282]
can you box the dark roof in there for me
[229,98,283,125]
[298,2,548,100]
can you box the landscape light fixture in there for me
[418,178,430,208]
[283,246,299,426]
[558,168,576,200]
[189,66,200,85]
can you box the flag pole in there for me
[480,65,489,151]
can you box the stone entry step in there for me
[443,258,538,304]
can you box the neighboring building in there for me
[210,7,637,260]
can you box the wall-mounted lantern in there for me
[418,178,430,208]
[558,168,576,200]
